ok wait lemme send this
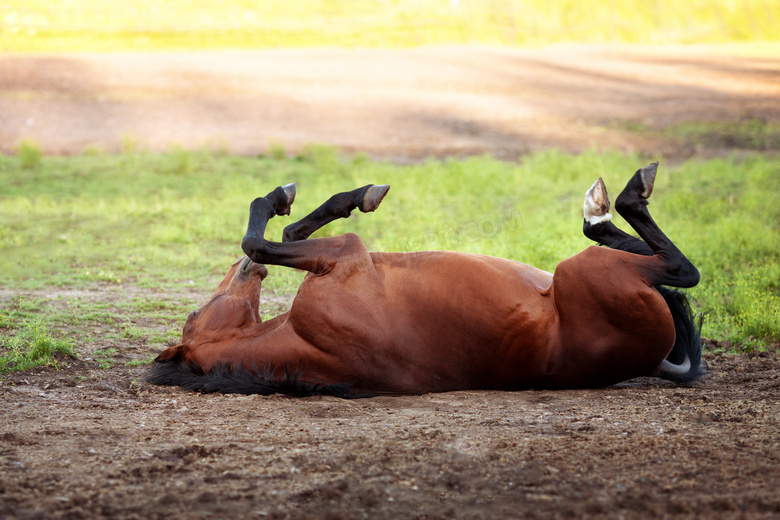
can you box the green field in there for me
[2,0,779,52]
[1,147,778,370]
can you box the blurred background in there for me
[2,0,779,160]
[2,0,779,51]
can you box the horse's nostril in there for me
[238,257,269,281]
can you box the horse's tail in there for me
[603,237,705,384]
[654,286,705,383]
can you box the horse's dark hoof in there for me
[638,162,657,199]
[622,162,657,200]
[616,162,658,213]
[264,183,296,216]
[279,183,296,215]
[583,177,612,224]
[360,184,390,213]
[265,183,296,216]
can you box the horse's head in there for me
[155,257,267,363]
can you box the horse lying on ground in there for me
[149,162,703,397]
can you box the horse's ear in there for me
[155,344,185,363]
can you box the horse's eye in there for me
[189,310,198,318]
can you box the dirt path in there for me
[2,45,779,160]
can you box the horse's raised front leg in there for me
[614,162,700,288]
[241,184,389,274]
[283,184,390,242]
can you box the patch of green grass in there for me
[0,317,77,374]
[93,348,118,369]
[266,142,287,161]
[0,291,196,375]
[0,298,47,330]
[0,313,12,329]
[114,323,180,346]
[68,311,120,326]
[121,326,146,341]
[82,145,105,157]
[1,148,779,350]
[121,133,142,154]
[666,119,780,151]
[167,147,197,176]
[18,139,43,169]
[2,0,779,52]
[128,355,155,367]
[611,118,780,152]
[125,297,198,314]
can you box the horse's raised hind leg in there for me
[282,184,390,242]
[614,162,700,288]
[582,177,653,255]
[241,184,389,274]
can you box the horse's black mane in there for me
[147,361,365,398]
[608,236,705,383]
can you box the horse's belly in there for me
[284,250,558,392]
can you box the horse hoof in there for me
[361,184,390,213]
[583,177,612,224]
[638,162,657,199]
[281,182,296,210]
[269,183,296,216]
[615,162,659,213]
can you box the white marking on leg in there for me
[585,211,613,225]
[583,178,612,224]
[653,356,691,377]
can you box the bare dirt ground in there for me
[2,45,780,519]
[1,344,779,520]
[1,45,779,159]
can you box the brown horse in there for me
[149,163,703,396]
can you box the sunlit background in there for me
[2,0,779,51]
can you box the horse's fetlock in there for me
[679,263,701,288]
[615,196,646,216]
